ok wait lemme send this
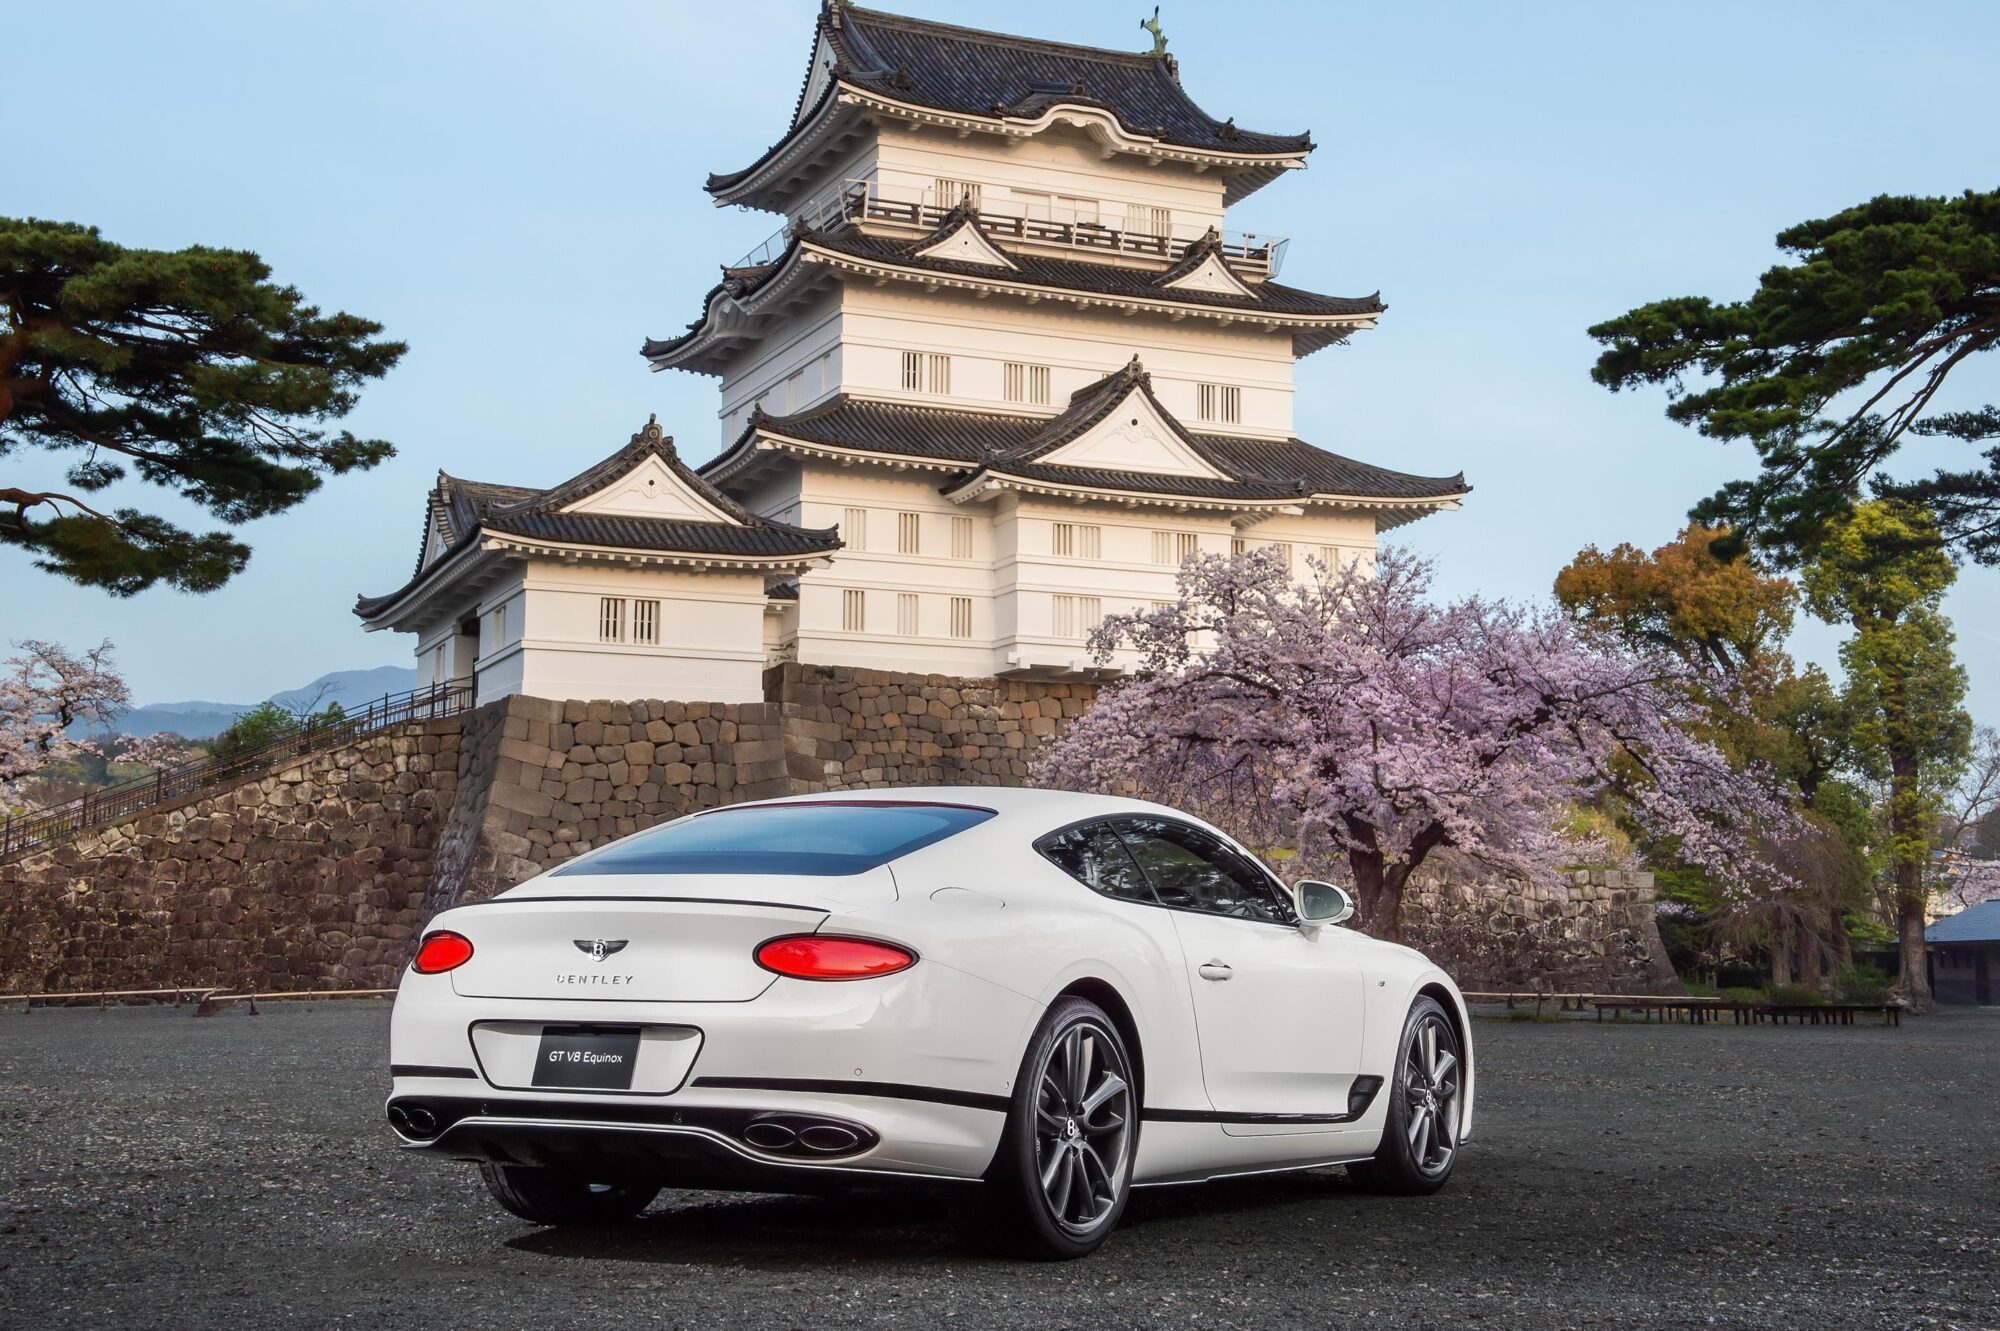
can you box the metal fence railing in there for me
[1,678,475,861]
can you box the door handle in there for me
[1198,960,1233,982]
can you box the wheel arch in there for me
[1414,978,1474,1142]
[1053,976,1146,1106]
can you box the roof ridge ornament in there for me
[631,413,675,456]
[1139,7,1167,58]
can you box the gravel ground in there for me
[0,1002,1995,1331]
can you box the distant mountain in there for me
[74,665,419,740]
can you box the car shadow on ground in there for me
[503,1169,1363,1269]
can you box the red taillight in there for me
[754,935,916,981]
[412,930,474,974]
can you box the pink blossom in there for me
[1035,548,1797,939]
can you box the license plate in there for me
[531,1026,641,1091]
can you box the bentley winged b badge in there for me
[574,939,629,963]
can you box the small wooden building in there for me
[1927,901,2000,1006]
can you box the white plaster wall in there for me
[870,123,1228,238]
[513,562,773,704]
[715,293,844,448]
[773,464,1385,678]
[837,283,1297,437]
[789,466,1000,676]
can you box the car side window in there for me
[1036,820,1158,905]
[1108,816,1297,927]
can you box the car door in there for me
[1108,815,1366,1133]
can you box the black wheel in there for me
[478,1162,660,1226]
[1348,996,1462,1195]
[973,996,1138,1259]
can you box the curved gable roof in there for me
[356,419,840,623]
[708,4,1312,205]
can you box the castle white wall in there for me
[836,282,1297,436]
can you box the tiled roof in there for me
[641,218,1380,367]
[708,4,1311,198]
[720,360,1468,506]
[1927,900,2000,944]
[355,420,840,621]
[803,223,1383,318]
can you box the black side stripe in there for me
[690,1075,1009,1114]
[1142,1108,1358,1125]
[390,1064,478,1079]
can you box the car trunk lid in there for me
[442,870,892,1002]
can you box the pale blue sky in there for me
[8,1,1997,720]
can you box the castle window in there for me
[897,593,919,636]
[897,511,921,555]
[1125,204,1171,238]
[1004,361,1051,406]
[842,589,866,633]
[950,596,973,639]
[934,177,981,210]
[486,604,507,650]
[1269,542,1293,572]
[950,515,974,560]
[632,598,660,645]
[901,351,951,395]
[1151,530,1199,565]
[599,597,626,643]
[785,369,804,410]
[1230,536,1247,556]
[1051,523,1101,559]
[843,506,868,550]
[1197,382,1242,424]
[1052,595,1102,640]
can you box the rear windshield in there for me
[551,801,997,877]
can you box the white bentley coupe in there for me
[387,789,1472,1258]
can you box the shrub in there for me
[1765,982,1825,1006]
[1835,964,1892,1004]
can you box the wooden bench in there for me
[1591,998,1725,1024]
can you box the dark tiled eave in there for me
[715,382,1468,507]
[356,424,840,623]
[641,226,1381,368]
[707,4,1311,205]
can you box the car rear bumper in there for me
[387,960,1040,1183]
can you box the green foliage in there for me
[0,218,404,594]
[1764,982,1826,1006]
[1842,912,1897,947]
[1589,189,2000,565]
[207,699,344,763]
[1835,963,1893,1004]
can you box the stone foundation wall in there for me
[1399,867,1681,995]
[769,663,1096,790]
[1,666,1678,998]
[0,719,460,995]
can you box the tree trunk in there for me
[1348,847,1399,942]
[1769,905,1794,986]
[1797,917,1824,989]
[1890,755,1935,1012]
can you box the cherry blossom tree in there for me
[0,639,130,806]
[1931,726,2000,915]
[1035,548,1796,940]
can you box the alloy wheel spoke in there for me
[1431,1049,1457,1087]
[1080,1072,1127,1118]
[1047,1149,1076,1218]
[1413,1107,1433,1164]
[1407,1104,1429,1150]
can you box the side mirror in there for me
[1294,879,1355,927]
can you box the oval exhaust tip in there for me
[798,1124,862,1153]
[742,1121,798,1150]
[404,1105,438,1137]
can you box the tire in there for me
[1348,996,1463,1195]
[478,1162,660,1226]
[972,996,1139,1259]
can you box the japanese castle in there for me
[358,2,1469,704]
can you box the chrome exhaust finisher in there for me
[386,1097,879,1160]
